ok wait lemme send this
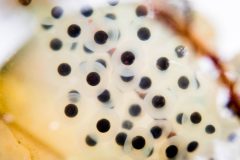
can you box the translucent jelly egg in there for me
[0,0,236,160]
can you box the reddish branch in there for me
[154,10,240,117]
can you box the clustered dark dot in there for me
[175,45,185,58]
[96,59,107,68]
[205,124,215,134]
[190,112,202,124]
[121,51,135,65]
[85,135,97,146]
[98,89,110,103]
[122,120,133,130]
[152,95,166,108]
[64,104,78,117]
[156,57,170,71]
[96,119,111,133]
[108,0,119,6]
[129,104,142,117]
[68,24,81,38]
[83,45,94,53]
[51,6,63,19]
[187,141,199,152]
[136,5,148,17]
[105,13,116,20]
[176,113,186,124]
[94,31,109,45]
[150,126,162,139]
[81,6,93,17]
[50,38,62,51]
[86,72,101,86]
[121,76,134,82]
[165,145,178,158]
[137,27,151,41]
[132,136,146,150]
[178,76,190,89]
[115,132,127,146]
[139,76,152,89]
[58,63,71,76]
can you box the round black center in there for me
[175,45,185,58]
[115,132,127,146]
[96,119,110,133]
[165,145,178,158]
[187,141,199,152]
[121,51,135,65]
[139,77,152,89]
[97,89,110,103]
[132,136,145,150]
[190,112,202,124]
[81,6,93,17]
[205,124,216,134]
[58,63,71,76]
[68,24,81,38]
[178,76,190,89]
[94,31,108,45]
[137,27,151,41]
[129,104,141,117]
[51,6,63,19]
[136,5,148,17]
[156,57,169,71]
[152,95,165,108]
[150,126,162,139]
[86,72,100,86]
[122,120,133,130]
[85,135,97,146]
[64,104,78,117]
[50,38,62,51]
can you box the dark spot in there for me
[81,6,93,17]
[137,27,151,41]
[108,0,119,6]
[51,6,63,19]
[58,63,71,76]
[105,13,116,20]
[165,145,178,158]
[68,24,81,38]
[136,5,148,17]
[121,51,135,65]
[115,132,127,146]
[41,24,53,30]
[68,90,80,103]
[96,119,111,133]
[195,78,200,88]
[64,104,78,117]
[147,148,154,157]
[152,95,165,108]
[96,59,107,68]
[83,45,94,53]
[175,45,185,58]
[190,112,202,124]
[129,104,141,117]
[139,76,152,89]
[178,76,189,89]
[150,126,162,139]
[156,57,169,71]
[132,136,145,150]
[97,90,110,103]
[122,120,133,130]
[71,42,78,50]
[187,141,198,152]
[85,135,97,146]
[50,38,62,51]
[86,72,100,86]
[176,113,186,124]
[18,0,31,6]
[120,76,134,82]
[94,31,108,45]
[205,125,215,134]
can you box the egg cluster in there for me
[0,1,221,159]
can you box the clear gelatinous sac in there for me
[0,0,237,160]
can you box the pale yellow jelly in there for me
[0,1,222,160]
